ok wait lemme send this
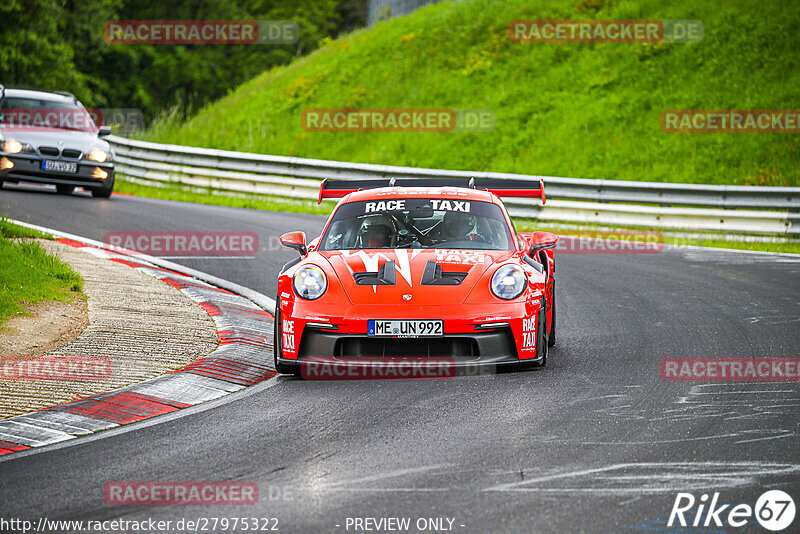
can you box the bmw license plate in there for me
[368,320,443,338]
[42,160,77,173]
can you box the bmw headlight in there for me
[87,149,109,163]
[293,265,327,300]
[2,139,23,154]
[491,265,526,300]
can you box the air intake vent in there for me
[39,146,59,156]
[354,261,396,285]
[421,261,468,285]
[61,149,81,158]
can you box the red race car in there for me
[274,177,558,376]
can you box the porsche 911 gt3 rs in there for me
[274,177,558,376]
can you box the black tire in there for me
[273,302,299,376]
[92,186,113,199]
[548,281,556,347]
[534,305,548,367]
[56,184,74,195]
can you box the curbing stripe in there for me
[0,222,277,456]
[0,440,31,455]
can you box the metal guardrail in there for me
[107,135,799,236]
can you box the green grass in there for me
[0,221,84,327]
[0,219,51,240]
[117,177,800,254]
[140,0,800,187]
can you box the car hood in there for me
[319,248,516,305]
[0,129,109,154]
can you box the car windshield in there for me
[319,198,513,251]
[0,97,97,133]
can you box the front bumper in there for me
[276,299,545,371]
[0,153,114,191]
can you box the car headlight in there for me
[293,265,327,300]
[2,139,23,154]
[491,265,527,300]
[87,149,109,163]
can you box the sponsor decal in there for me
[521,317,537,351]
[342,249,419,287]
[281,319,296,352]
[365,200,406,213]
[430,199,470,212]
[434,249,487,265]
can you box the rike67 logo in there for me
[669,490,795,531]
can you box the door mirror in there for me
[98,126,112,137]
[527,231,559,256]
[280,231,307,257]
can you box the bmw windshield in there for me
[0,97,98,133]
[319,198,513,251]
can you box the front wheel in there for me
[92,186,113,199]
[534,305,548,367]
[548,282,556,347]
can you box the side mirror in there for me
[280,231,307,257]
[98,126,112,137]
[527,231,559,256]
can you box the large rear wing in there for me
[317,177,546,204]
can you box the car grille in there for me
[37,147,82,158]
[334,337,478,358]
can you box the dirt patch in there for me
[0,298,88,359]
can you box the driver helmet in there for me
[443,211,476,239]
[359,215,394,248]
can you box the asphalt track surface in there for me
[1,183,799,533]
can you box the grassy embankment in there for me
[116,0,798,253]
[0,220,84,327]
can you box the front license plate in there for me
[42,160,78,173]
[368,319,443,338]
